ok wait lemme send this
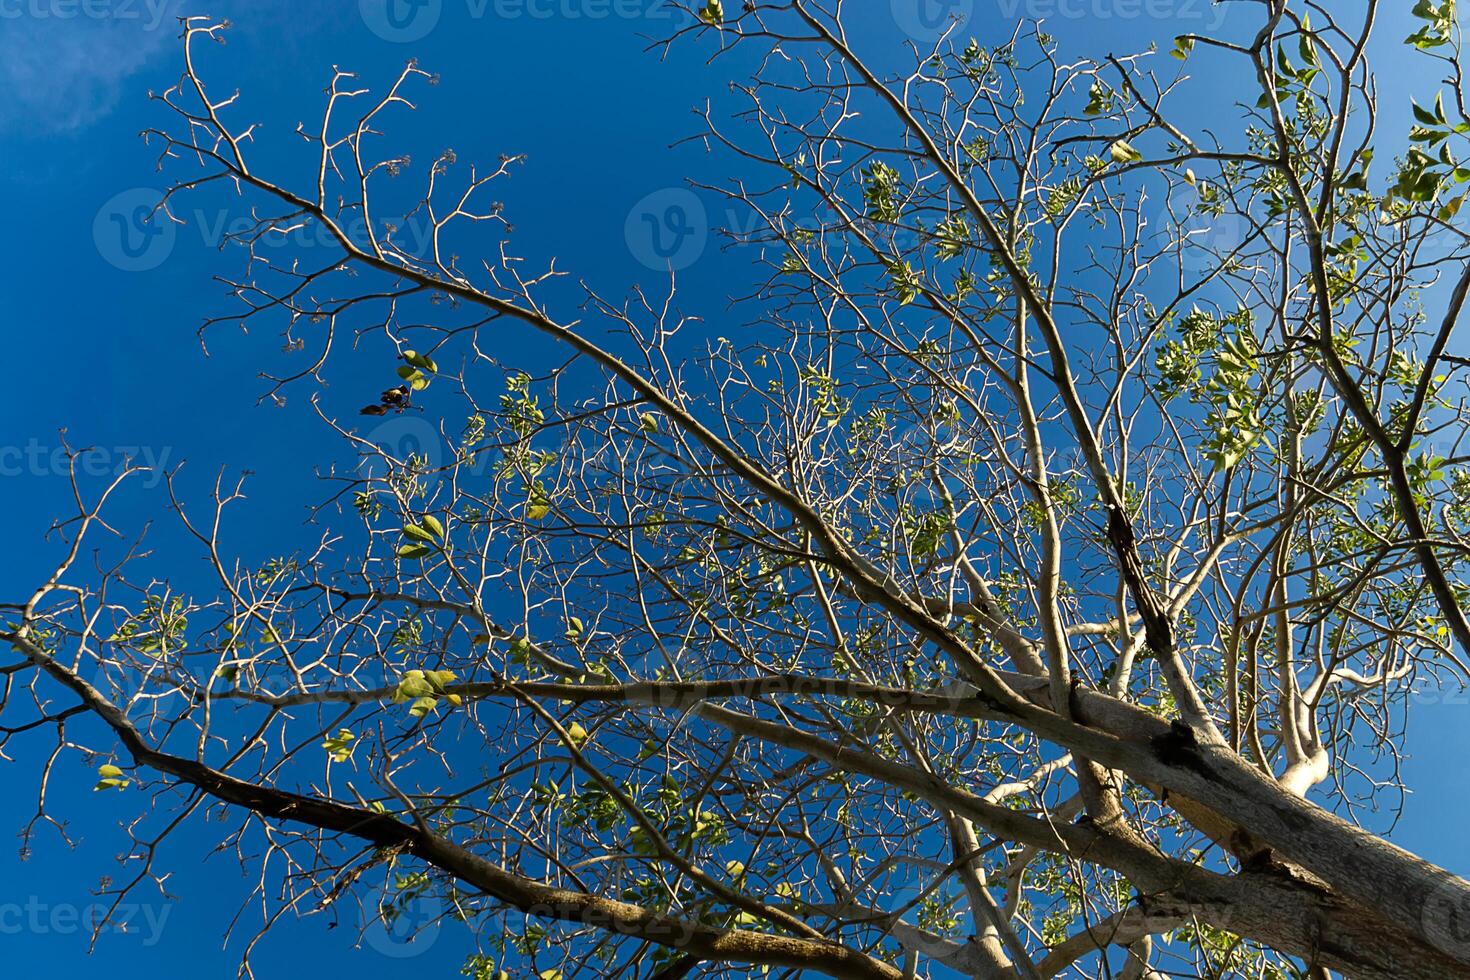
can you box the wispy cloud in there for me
[0,0,184,135]
[0,2,351,137]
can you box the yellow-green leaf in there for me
[403,349,439,374]
[1109,140,1143,164]
[94,764,130,791]
[402,523,436,543]
[322,729,356,763]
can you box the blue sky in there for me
[1,1,1467,976]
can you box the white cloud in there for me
[0,0,184,134]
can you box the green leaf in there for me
[1407,0,1454,49]
[1171,35,1194,60]
[94,764,130,791]
[697,0,722,24]
[395,670,432,700]
[1413,98,1443,127]
[402,349,438,374]
[393,668,459,710]
[419,514,445,540]
[322,729,356,763]
[397,543,432,560]
[402,523,436,543]
[1298,32,1317,66]
[396,365,431,391]
[1083,81,1113,116]
[886,260,921,305]
[525,484,554,521]
[1109,140,1143,164]
[425,669,457,693]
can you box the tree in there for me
[7,4,1470,977]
